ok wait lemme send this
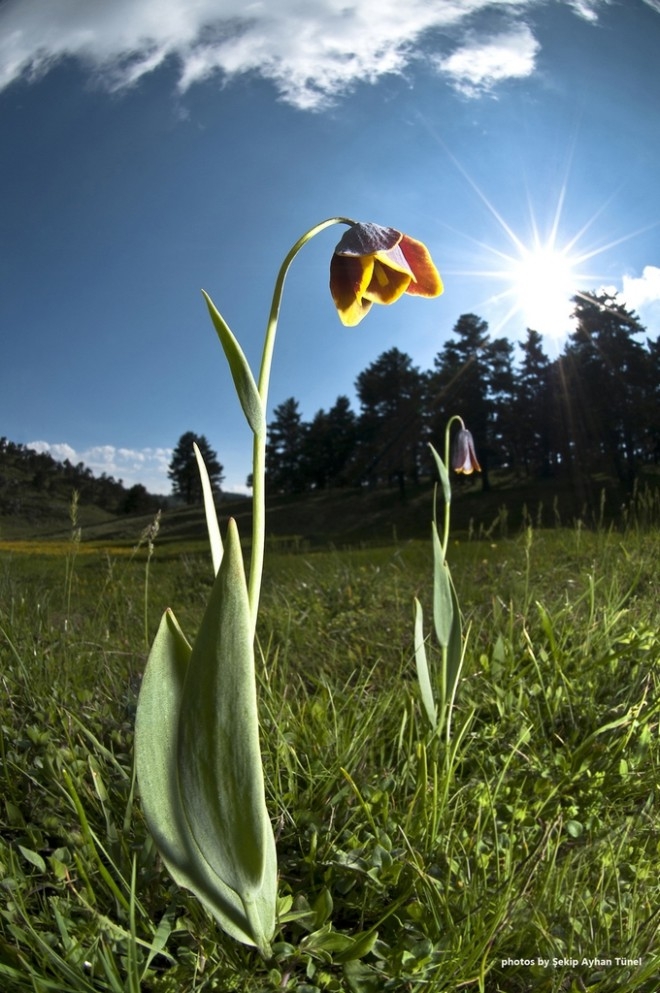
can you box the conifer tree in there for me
[168,432,224,504]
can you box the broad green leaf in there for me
[193,441,223,575]
[428,442,451,506]
[413,598,437,730]
[177,518,276,953]
[202,290,266,437]
[432,521,453,648]
[135,608,265,949]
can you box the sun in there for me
[509,241,580,338]
[463,196,607,341]
[461,222,601,341]
[429,138,636,341]
[417,119,658,344]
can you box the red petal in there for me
[399,236,443,297]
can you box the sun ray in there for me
[415,111,658,341]
[438,154,659,338]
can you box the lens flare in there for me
[418,121,657,343]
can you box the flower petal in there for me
[363,258,412,305]
[374,242,415,277]
[399,235,443,297]
[330,253,374,326]
[452,428,481,474]
[330,222,442,325]
[334,222,402,257]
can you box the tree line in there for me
[0,438,162,518]
[263,292,659,499]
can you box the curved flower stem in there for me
[248,216,355,633]
[441,415,464,561]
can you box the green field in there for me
[1,502,659,991]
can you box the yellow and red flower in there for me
[330,222,443,326]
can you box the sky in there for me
[1,0,659,495]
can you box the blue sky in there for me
[1,0,659,494]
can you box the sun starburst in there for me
[429,134,655,342]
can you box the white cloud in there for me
[433,25,540,97]
[619,265,660,326]
[28,441,77,464]
[0,0,618,110]
[27,441,173,494]
[621,265,660,309]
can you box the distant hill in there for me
[0,434,499,547]
[2,436,657,548]
[53,469,653,552]
[0,437,255,543]
[0,437,166,535]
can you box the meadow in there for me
[0,494,659,992]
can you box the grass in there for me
[1,502,659,991]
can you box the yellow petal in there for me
[363,259,412,305]
[330,253,374,326]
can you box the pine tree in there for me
[513,329,553,474]
[354,348,425,494]
[561,292,650,485]
[266,398,306,493]
[168,432,224,504]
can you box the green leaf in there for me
[428,443,451,506]
[343,960,381,993]
[335,930,379,963]
[141,907,175,978]
[312,887,334,928]
[445,570,463,703]
[432,521,453,648]
[193,441,223,575]
[202,290,266,437]
[177,518,276,953]
[413,599,437,729]
[135,608,266,950]
[18,846,46,873]
[301,924,354,955]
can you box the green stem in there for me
[441,415,464,561]
[248,216,355,632]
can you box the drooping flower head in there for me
[330,221,443,326]
[452,426,481,475]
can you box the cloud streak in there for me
[0,0,617,110]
